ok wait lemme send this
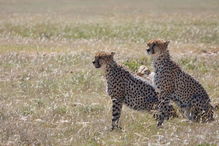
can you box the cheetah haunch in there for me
[92,51,177,130]
[146,39,214,126]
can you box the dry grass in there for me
[0,0,219,145]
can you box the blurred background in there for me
[0,0,219,145]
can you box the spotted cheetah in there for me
[92,51,177,130]
[146,39,214,126]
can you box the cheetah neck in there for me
[105,61,118,73]
[152,50,171,69]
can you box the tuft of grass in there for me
[53,106,67,115]
[21,106,34,116]
[123,57,152,72]
[76,104,105,115]
[123,60,141,72]
[178,57,197,70]
[197,143,217,146]
[178,57,210,74]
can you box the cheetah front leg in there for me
[111,97,124,130]
[155,91,172,127]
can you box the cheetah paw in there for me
[111,125,122,131]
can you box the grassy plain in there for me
[0,0,219,145]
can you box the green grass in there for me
[1,21,219,44]
[0,0,219,145]
[123,57,151,72]
[178,57,218,73]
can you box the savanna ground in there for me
[0,0,219,145]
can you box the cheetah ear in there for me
[164,40,170,47]
[111,52,115,57]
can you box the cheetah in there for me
[92,51,177,130]
[146,39,214,126]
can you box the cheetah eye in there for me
[151,43,156,48]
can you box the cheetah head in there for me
[92,51,115,68]
[146,39,170,56]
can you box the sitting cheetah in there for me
[92,51,177,130]
[146,39,214,126]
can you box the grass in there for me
[0,0,219,145]
[0,20,218,44]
